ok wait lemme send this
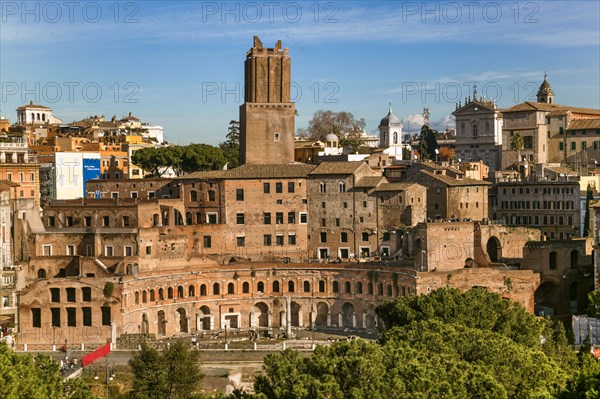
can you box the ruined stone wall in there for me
[417,268,539,312]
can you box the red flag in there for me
[82,343,111,367]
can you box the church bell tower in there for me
[239,36,295,164]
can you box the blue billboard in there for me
[82,155,101,198]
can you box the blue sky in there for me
[1,0,599,144]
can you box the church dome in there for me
[537,74,554,95]
[379,104,401,126]
[325,133,339,141]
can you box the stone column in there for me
[352,313,356,328]
[110,321,117,350]
[327,312,331,327]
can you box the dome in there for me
[537,73,554,95]
[379,104,401,126]
[325,133,339,141]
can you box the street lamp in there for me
[435,148,439,162]
[95,358,115,399]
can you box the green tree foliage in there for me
[219,120,240,169]
[245,288,578,399]
[131,144,226,177]
[252,339,509,399]
[511,133,525,163]
[382,320,567,398]
[306,110,366,141]
[0,343,97,399]
[126,341,203,399]
[417,125,439,160]
[377,287,542,346]
[376,288,577,367]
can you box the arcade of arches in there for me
[120,265,401,337]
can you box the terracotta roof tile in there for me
[376,182,418,192]
[186,163,315,179]
[566,119,600,130]
[355,176,385,188]
[309,161,367,175]
[420,170,492,186]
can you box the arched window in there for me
[571,250,578,269]
[344,281,351,293]
[134,292,140,304]
[177,286,184,298]
[158,288,164,300]
[485,121,490,133]
[368,283,374,295]
[200,284,207,296]
[167,287,173,299]
[188,285,195,297]
[242,282,250,293]
[257,281,265,292]
[303,281,310,293]
[31,112,35,121]
[355,282,363,294]
[227,282,235,294]
[142,291,147,303]
[387,284,393,296]
[549,251,557,270]
[393,132,398,144]
[288,281,295,292]
[273,281,280,292]
[332,281,339,293]
[150,289,155,301]
[319,182,326,193]
[213,283,220,295]
[37,269,46,279]
[472,124,478,138]
[319,280,325,293]
[378,283,384,295]
[339,182,346,193]
[42,114,46,122]
[208,190,216,202]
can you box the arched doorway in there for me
[316,302,329,327]
[570,281,579,314]
[254,302,269,328]
[199,306,211,331]
[534,282,560,316]
[290,302,301,327]
[342,303,354,328]
[486,236,501,263]
[366,313,376,330]
[157,310,166,336]
[176,308,188,333]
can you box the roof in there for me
[452,99,498,115]
[376,182,418,192]
[503,101,600,115]
[566,119,600,130]
[16,101,51,110]
[545,166,578,176]
[379,105,401,127]
[309,161,367,175]
[420,170,492,186]
[186,163,315,180]
[502,101,561,112]
[355,176,385,188]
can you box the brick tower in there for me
[239,36,295,164]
